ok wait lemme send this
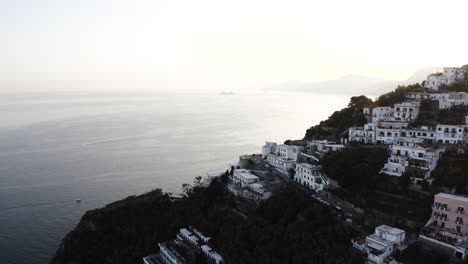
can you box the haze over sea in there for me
[0,92,349,264]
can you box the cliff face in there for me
[51,180,362,264]
[51,189,183,264]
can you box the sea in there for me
[0,91,349,264]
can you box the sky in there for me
[2,0,467,93]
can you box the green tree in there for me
[348,95,373,109]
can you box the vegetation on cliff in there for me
[51,177,363,264]
[303,84,424,141]
[321,146,433,224]
[413,99,468,126]
[304,95,372,140]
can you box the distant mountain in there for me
[401,67,442,85]
[267,75,399,97]
[266,67,444,97]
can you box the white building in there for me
[307,140,345,153]
[201,245,224,264]
[424,67,466,91]
[294,163,328,191]
[372,106,394,124]
[393,102,420,122]
[229,169,272,202]
[261,141,277,158]
[437,92,468,109]
[436,125,465,144]
[245,182,272,201]
[275,144,300,160]
[232,169,259,188]
[352,225,406,264]
[146,228,224,264]
[405,126,436,144]
[265,144,300,172]
[158,242,185,264]
[367,225,406,264]
[349,127,367,143]
[381,137,443,180]
[375,121,408,144]
[266,154,296,172]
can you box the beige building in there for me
[420,193,468,260]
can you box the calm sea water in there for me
[0,92,349,264]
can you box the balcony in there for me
[456,220,464,225]
[457,210,465,215]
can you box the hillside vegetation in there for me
[51,178,363,264]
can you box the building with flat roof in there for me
[424,67,465,91]
[294,163,328,191]
[144,227,223,264]
[352,225,406,264]
[420,193,468,260]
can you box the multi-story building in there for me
[349,127,367,143]
[352,225,406,264]
[419,193,468,260]
[261,141,277,158]
[381,137,443,180]
[372,106,394,124]
[275,144,300,160]
[232,169,259,188]
[266,154,296,172]
[393,102,420,122]
[145,227,224,264]
[266,144,300,172]
[228,169,272,202]
[348,123,378,144]
[405,126,436,144]
[436,125,465,144]
[424,67,466,91]
[375,121,408,144]
[294,163,328,191]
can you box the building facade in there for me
[424,67,466,90]
[420,193,468,260]
[294,163,328,191]
[352,225,406,264]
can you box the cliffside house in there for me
[419,193,468,260]
[352,225,406,264]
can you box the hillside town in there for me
[142,66,468,264]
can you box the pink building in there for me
[420,193,468,260]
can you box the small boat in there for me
[218,91,235,95]
[75,199,82,203]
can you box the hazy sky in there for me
[2,0,467,93]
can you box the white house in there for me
[393,101,419,122]
[261,141,277,158]
[436,125,464,144]
[381,137,443,180]
[245,182,272,201]
[372,106,394,124]
[201,245,224,264]
[275,144,300,160]
[265,144,300,172]
[307,140,345,153]
[294,163,328,191]
[437,93,468,109]
[349,127,367,143]
[352,225,406,264]
[375,121,408,144]
[232,169,259,188]
[405,126,436,144]
[424,67,465,91]
[266,154,296,172]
